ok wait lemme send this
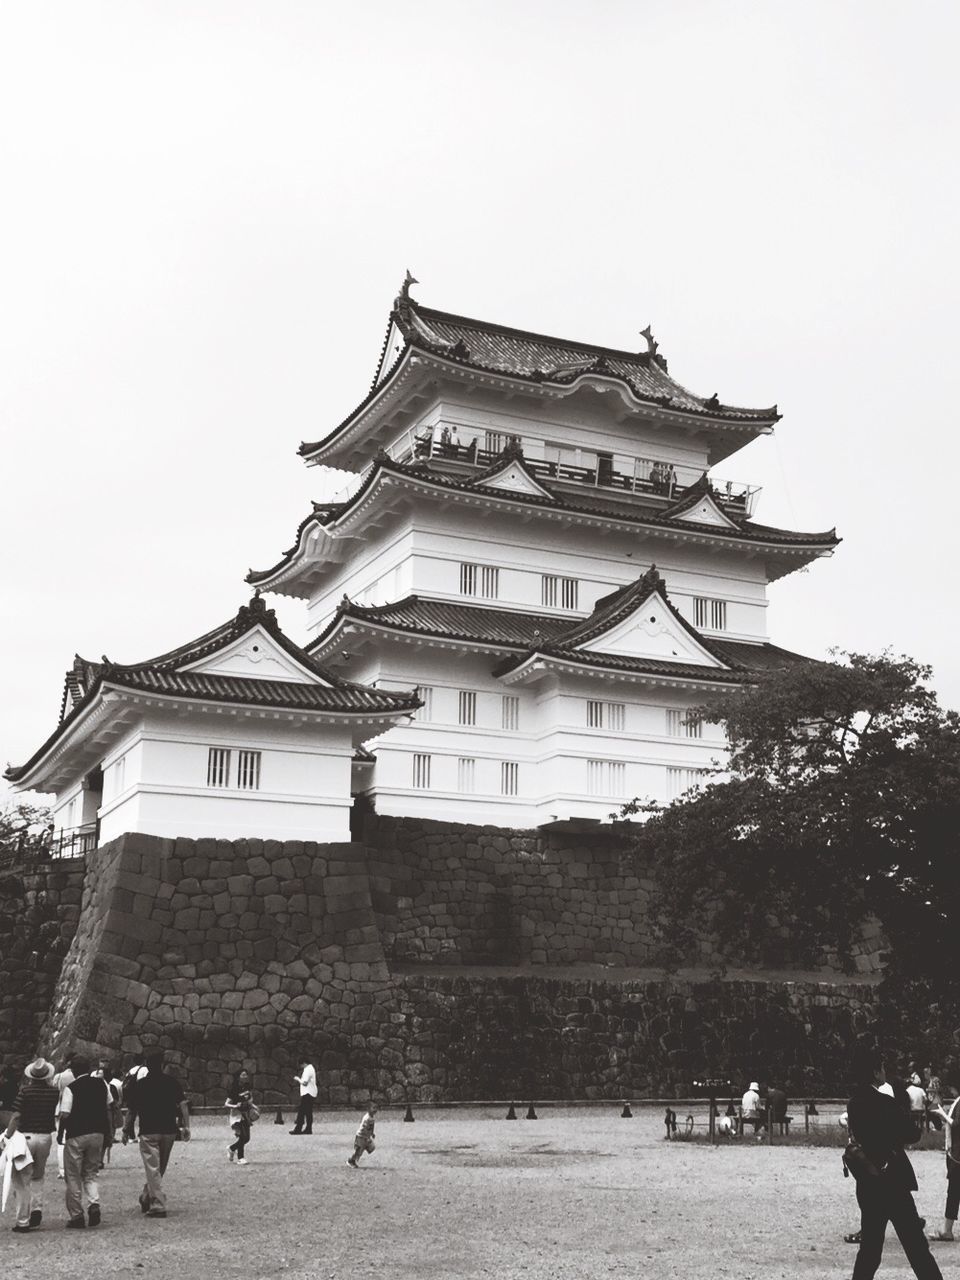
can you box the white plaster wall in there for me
[351,644,726,822]
[93,708,359,843]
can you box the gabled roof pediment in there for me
[662,474,741,529]
[180,623,332,686]
[574,592,722,667]
[470,456,555,499]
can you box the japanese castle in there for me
[7,278,838,843]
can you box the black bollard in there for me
[506,1102,517,1120]
[526,1103,538,1120]
[274,1108,284,1125]
[403,1103,415,1122]
[725,1098,737,1117]
[807,1100,818,1116]
[621,1102,633,1118]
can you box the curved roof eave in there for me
[298,343,780,466]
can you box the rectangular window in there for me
[667,766,708,800]
[586,700,626,731]
[500,761,519,796]
[586,759,626,796]
[207,747,231,789]
[412,754,431,789]
[542,575,579,610]
[106,754,126,800]
[484,430,505,454]
[667,709,702,737]
[414,686,433,721]
[666,709,682,737]
[237,750,261,790]
[457,758,476,793]
[458,690,477,726]
[459,564,499,598]
[684,718,702,739]
[501,695,520,731]
[694,597,727,630]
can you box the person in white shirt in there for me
[741,1081,764,1136]
[907,1081,928,1142]
[290,1061,317,1136]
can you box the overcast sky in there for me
[3,0,958,799]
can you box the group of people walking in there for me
[0,1051,189,1231]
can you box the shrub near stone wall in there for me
[0,856,85,1070]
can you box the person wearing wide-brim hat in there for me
[1,1058,59,1232]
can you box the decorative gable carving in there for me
[474,460,554,499]
[575,589,724,667]
[672,493,740,529]
[181,625,331,685]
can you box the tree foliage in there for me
[622,652,960,975]
[0,798,53,858]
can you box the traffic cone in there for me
[526,1103,537,1120]
[403,1103,415,1122]
[274,1108,284,1125]
[506,1103,517,1119]
[621,1102,633,1118]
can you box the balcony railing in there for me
[0,820,99,867]
[384,425,759,516]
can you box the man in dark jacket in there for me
[57,1054,112,1228]
[122,1051,189,1218]
[846,1043,943,1279]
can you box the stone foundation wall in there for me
[0,855,85,1071]
[364,815,885,976]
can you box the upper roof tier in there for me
[298,279,782,471]
[6,594,420,792]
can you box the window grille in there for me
[412,754,431,789]
[501,695,520,731]
[460,564,499,598]
[586,759,626,796]
[237,750,262,790]
[207,747,231,789]
[684,718,702,739]
[457,758,476,792]
[500,761,519,796]
[458,690,477,726]
[108,754,126,799]
[666,709,682,736]
[587,700,625,731]
[694,597,727,630]
[667,766,707,800]
[542,575,579,609]
[414,686,433,721]
[484,430,505,454]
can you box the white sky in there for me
[3,0,959,795]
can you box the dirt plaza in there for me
[0,1106,953,1280]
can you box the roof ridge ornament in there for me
[704,393,722,411]
[394,269,418,317]
[499,437,525,462]
[639,563,668,596]
[639,325,659,357]
[235,592,277,631]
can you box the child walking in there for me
[347,1102,377,1167]
[226,1070,257,1165]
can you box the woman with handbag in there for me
[845,1044,943,1279]
[226,1071,258,1165]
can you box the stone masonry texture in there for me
[3,817,945,1105]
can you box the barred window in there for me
[542,575,579,610]
[500,761,519,796]
[207,747,231,788]
[460,563,499,598]
[414,686,433,721]
[412,754,432,789]
[457,758,476,793]
[501,695,520,731]
[106,753,126,800]
[666,766,708,800]
[586,759,626,796]
[666,709,682,736]
[458,690,477,726]
[237,750,261,790]
[694,597,727,630]
[667,709,702,738]
[587,700,625,731]
[484,430,505,454]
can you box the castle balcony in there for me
[386,424,760,517]
[0,820,98,867]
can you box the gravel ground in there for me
[0,1108,954,1280]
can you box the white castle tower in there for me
[247,278,838,828]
